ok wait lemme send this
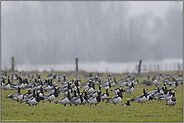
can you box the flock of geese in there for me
[1,72,183,107]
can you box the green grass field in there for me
[1,71,183,122]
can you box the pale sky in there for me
[128,1,183,18]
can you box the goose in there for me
[102,81,111,89]
[140,75,152,86]
[54,90,72,106]
[171,79,178,88]
[21,88,36,104]
[39,86,44,101]
[1,77,5,86]
[81,90,89,105]
[88,90,101,106]
[6,86,22,101]
[121,98,131,106]
[71,93,84,106]
[89,85,102,97]
[133,79,139,85]
[110,77,117,87]
[80,81,90,89]
[166,91,177,107]
[131,88,151,103]
[106,91,123,105]
[102,77,111,85]
[159,88,175,101]
[100,89,109,101]
[87,81,95,93]
[22,88,32,99]
[71,89,78,98]
[3,78,13,90]
[111,85,123,94]
[122,81,134,95]
[43,86,59,102]
[27,91,41,106]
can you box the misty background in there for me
[1,1,183,72]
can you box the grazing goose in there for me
[54,90,72,106]
[28,91,41,106]
[43,86,59,102]
[106,91,123,105]
[122,81,134,95]
[88,90,101,106]
[131,88,151,103]
[121,98,131,106]
[101,89,109,101]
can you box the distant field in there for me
[1,71,183,122]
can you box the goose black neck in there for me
[54,88,59,97]
[106,89,109,96]
[96,92,101,102]
[77,88,80,95]
[33,90,36,97]
[67,91,71,100]
[36,93,41,102]
[18,87,21,93]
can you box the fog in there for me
[1,1,183,66]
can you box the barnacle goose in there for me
[106,91,123,105]
[121,98,131,106]
[88,90,101,106]
[55,90,72,106]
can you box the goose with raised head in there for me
[101,89,109,101]
[88,90,101,106]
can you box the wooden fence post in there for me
[76,58,78,71]
[138,60,142,74]
[11,57,14,72]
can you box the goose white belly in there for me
[87,88,95,93]
[82,84,89,89]
[47,94,55,101]
[137,96,149,103]
[89,97,98,104]
[5,84,12,90]
[17,94,23,101]
[127,87,134,93]
[167,99,177,105]
[109,97,121,104]
[60,97,71,104]
[72,98,81,104]
[101,94,108,100]
[81,97,87,104]
[29,98,39,105]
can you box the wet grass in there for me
[1,72,183,122]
